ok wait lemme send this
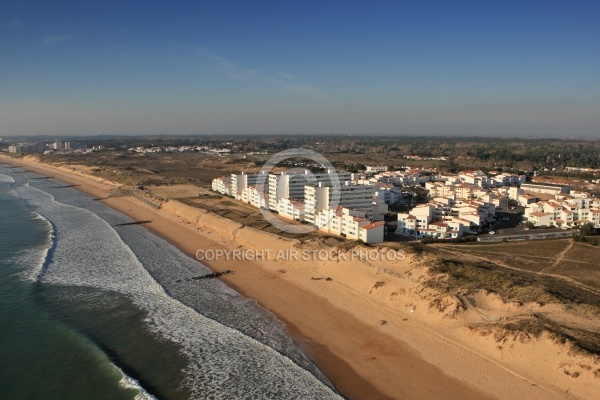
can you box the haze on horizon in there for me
[1,1,599,138]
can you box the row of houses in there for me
[435,170,526,188]
[397,197,496,239]
[392,170,526,239]
[359,169,525,192]
[356,169,428,187]
[129,145,210,154]
[524,193,600,228]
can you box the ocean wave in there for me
[13,180,341,399]
[0,172,16,183]
[31,212,57,283]
[30,174,335,390]
[113,364,158,400]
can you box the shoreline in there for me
[0,157,394,398]
[3,154,594,400]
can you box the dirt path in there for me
[540,239,574,273]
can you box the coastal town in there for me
[4,136,600,246]
[212,166,599,244]
[2,135,600,400]
[3,2,600,399]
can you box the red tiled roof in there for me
[360,221,385,230]
[530,212,552,217]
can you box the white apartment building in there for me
[506,186,539,206]
[268,170,352,210]
[8,144,43,154]
[450,199,495,225]
[425,182,456,198]
[366,165,388,173]
[396,204,471,239]
[491,195,509,208]
[434,172,461,185]
[492,173,526,186]
[212,176,233,197]
[459,171,491,188]
[360,169,424,187]
[277,198,305,221]
[426,180,502,207]
[235,185,269,209]
[373,184,402,205]
[231,172,268,197]
[212,170,387,243]
[304,182,377,223]
[524,195,600,228]
[518,193,539,206]
[571,191,593,199]
[314,207,384,244]
[521,182,570,196]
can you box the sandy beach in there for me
[3,154,599,400]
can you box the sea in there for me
[0,164,341,400]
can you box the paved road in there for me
[491,210,523,233]
[483,210,573,238]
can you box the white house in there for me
[366,165,388,173]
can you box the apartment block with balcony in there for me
[304,182,377,223]
[277,198,306,221]
[267,170,352,210]
[524,194,600,228]
[231,172,268,198]
[212,176,233,196]
[314,207,384,244]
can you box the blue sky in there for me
[1,0,599,137]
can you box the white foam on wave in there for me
[1,182,60,282]
[31,212,57,282]
[33,175,335,388]
[0,172,16,183]
[14,182,342,399]
[112,364,158,400]
[0,177,55,281]
[81,205,329,380]
[0,172,18,200]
